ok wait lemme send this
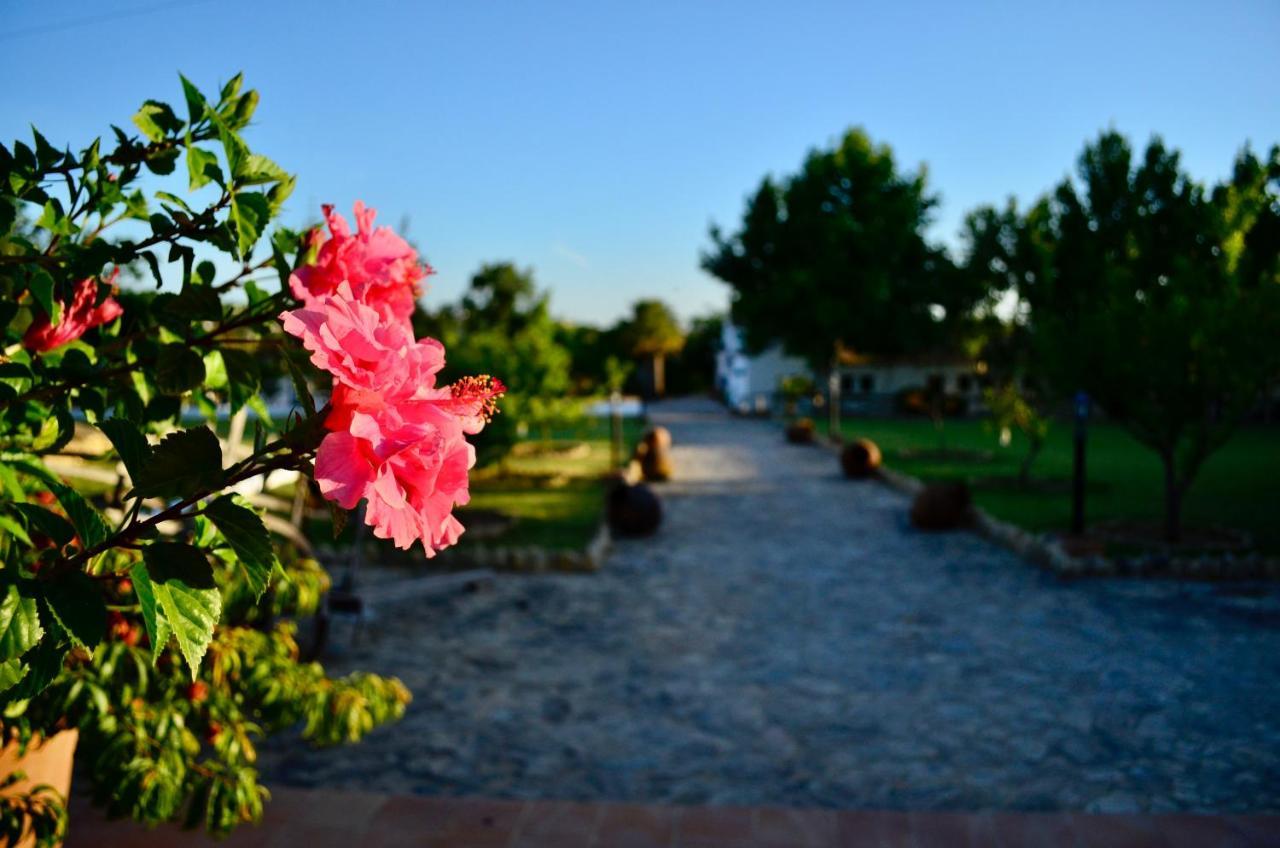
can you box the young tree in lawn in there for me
[1024,132,1280,542]
[617,299,684,398]
[702,128,972,434]
[957,200,1055,484]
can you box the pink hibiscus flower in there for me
[280,283,503,554]
[23,271,124,353]
[289,202,430,324]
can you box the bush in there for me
[0,74,498,839]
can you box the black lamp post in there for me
[1072,390,1090,536]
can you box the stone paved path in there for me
[261,399,1280,813]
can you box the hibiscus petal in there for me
[314,431,374,510]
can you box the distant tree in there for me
[702,128,975,374]
[433,262,572,460]
[556,321,624,395]
[459,261,542,332]
[667,314,723,396]
[1025,133,1280,541]
[618,299,685,398]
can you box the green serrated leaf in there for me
[154,344,206,395]
[234,153,286,186]
[49,482,110,549]
[129,560,171,662]
[0,659,27,695]
[140,250,164,288]
[98,418,153,484]
[145,147,180,176]
[179,74,206,124]
[41,572,106,650]
[28,268,58,326]
[186,145,223,191]
[0,585,42,662]
[171,285,222,321]
[12,503,75,548]
[139,543,220,679]
[0,515,30,546]
[220,348,260,415]
[204,496,277,601]
[230,191,270,257]
[220,73,244,104]
[131,426,223,499]
[7,632,66,701]
[284,355,317,417]
[132,99,183,142]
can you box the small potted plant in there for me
[0,74,501,843]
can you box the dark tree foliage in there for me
[702,128,977,371]
[1025,132,1280,541]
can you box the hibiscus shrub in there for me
[0,74,498,841]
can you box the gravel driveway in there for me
[261,398,1280,812]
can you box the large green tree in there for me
[1025,132,1280,541]
[702,128,973,373]
[426,262,572,458]
[617,299,685,398]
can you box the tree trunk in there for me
[827,368,842,444]
[1018,437,1042,487]
[652,353,666,397]
[1161,452,1183,544]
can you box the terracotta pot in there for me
[0,729,77,848]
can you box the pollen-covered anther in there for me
[451,374,506,422]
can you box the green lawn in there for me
[458,416,644,550]
[821,416,1280,553]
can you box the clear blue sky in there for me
[2,0,1277,325]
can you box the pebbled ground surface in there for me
[260,398,1280,812]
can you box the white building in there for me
[834,354,983,415]
[715,323,809,414]
[714,323,985,416]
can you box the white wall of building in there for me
[715,324,810,413]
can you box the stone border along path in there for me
[259,397,1280,813]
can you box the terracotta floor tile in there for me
[677,805,756,846]
[755,807,839,847]
[1156,813,1257,848]
[986,812,1081,848]
[1223,816,1280,848]
[911,811,979,847]
[594,802,678,848]
[836,810,914,847]
[512,799,600,844]
[1070,814,1168,848]
[259,786,385,834]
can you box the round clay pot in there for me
[634,427,674,482]
[840,438,883,478]
[607,482,663,537]
[0,728,78,847]
[909,482,973,530]
[785,419,815,444]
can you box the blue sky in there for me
[2,0,1277,325]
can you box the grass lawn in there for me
[458,416,644,550]
[821,416,1280,553]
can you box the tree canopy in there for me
[702,128,977,370]
[1024,132,1280,540]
